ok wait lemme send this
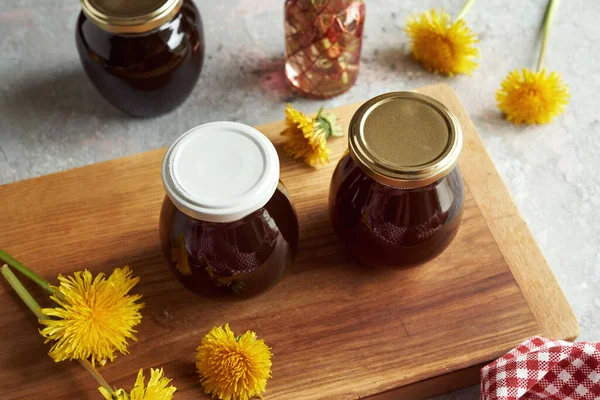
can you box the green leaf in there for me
[315,112,344,139]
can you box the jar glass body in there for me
[75,0,205,117]
[284,0,365,98]
[159,183,299,298]
[329,153,464,267]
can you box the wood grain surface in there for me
[0,84,577,400]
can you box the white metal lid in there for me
[162,121,280,223]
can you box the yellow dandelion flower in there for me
[495,0,568,125]
[281,104,330,168]
[172,233,191,276]
[205,261,243,288]
[99,368,177,400]
[196,323,272,400]
[405,9,479,76]
[496,68,569,125]
[39,266,144,365]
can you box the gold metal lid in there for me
[81,0,183,34]
[349,92,463,188]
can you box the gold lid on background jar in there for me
[81,0,184,34]
[348,92,463,189]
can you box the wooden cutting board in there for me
[0,84,577,400]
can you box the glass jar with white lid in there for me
[159,122,299,298]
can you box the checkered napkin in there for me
[481,337,600,399]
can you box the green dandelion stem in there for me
[455,0,476,21]
[0,248,53,293]
[1,264,45,319]
[315,107,324,120]
[537,0,560,71]
[78,359,113,394]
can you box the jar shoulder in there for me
[160,186,298,245]
[76,0,203,63]
[331,153,464,205]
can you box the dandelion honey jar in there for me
[76,0,205,117]
[329,92,464,267]
[159,122,299,298]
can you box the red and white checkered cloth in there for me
[481,337,600,399]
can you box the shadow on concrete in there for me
[4,68,128,125]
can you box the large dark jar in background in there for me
[329,92,464,268]
[159,122,299,298]
[76,0,204,117]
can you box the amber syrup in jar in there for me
[159,122,299,298]
[329,92,465,267]
[76,0,204,117]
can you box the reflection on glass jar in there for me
[76,0,204,117]
[159,122,299,298]
[284,0,366,98]
[329,92,465,267]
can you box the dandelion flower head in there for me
[172,234,191,276]
[39,266,143,365]
[281,104,330,168]
[405,9,479,76]
[196,323,272,400]
[496,68,569,125]
[99,368,176,400]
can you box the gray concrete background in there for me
[0,0,598,398]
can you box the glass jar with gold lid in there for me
[76,0,204,117]
[329,92,464,267]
